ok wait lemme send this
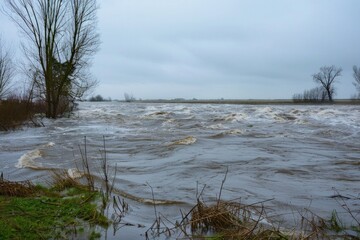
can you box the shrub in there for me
[0,95,46,131]
[89,94,104,102]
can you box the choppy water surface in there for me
[1,102,359,237]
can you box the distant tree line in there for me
[88,94,111,102]
[293,65,360,103]
[293,87,328,103]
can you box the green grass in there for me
[0,185,109,239]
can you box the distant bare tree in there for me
[312,65,342,102]
[124,92,135,102]
[0,37,14,99]
[353,65,360,99]
[5,0,100,118]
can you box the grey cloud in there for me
[1,0,360,99]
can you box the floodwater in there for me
[1,102,359,238]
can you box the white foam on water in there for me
[224,113,247,122]
[256,106,273,114]
[225,129,243,135]
[15,142,55,169]
[211,129,244,138]
[46,142,55,147]
[16,149,43,169]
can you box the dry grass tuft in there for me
[188,169,273,238]
[50,170,85,191]
[188,199,280,239]
[191,200,250,234]
[0,177,36,197]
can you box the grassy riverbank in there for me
[1,174,359,239]
[0,175,108,239]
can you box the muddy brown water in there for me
[1,102,359,238]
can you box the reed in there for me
[0,176,36,197]
[49,170,85,191]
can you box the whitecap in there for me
[46,142,55,147]
[15,142,55,169]
[16,149,43,169]
[226,129,243,135]
[224,113,247,122]
[170,136,197,145]
[257,106,273,113]
[211,129,243,138]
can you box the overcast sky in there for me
[1,0,360,100]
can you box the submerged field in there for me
[0,102,359,238]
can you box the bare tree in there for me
[0,37,14,99]
[353,65,360,99]
[312,65,342,102]
[5,0,100,118]
[124,92,135,102]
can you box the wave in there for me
[169,136,197,145]
[274,113,297,121]
[225,113,247,122]
[211,129,244,138]
[144,111,173,118]
[16,142,55,169]
[207,123,224,130]
[213,113,247,122]
[16,149,43,169]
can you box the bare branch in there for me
[0,37,15,99]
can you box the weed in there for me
[329,210,342,232]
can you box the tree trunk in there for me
[327,89,333,102]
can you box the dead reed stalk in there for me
[50,170,85,191]
[78,136,95,191]
[99,136,117,204]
